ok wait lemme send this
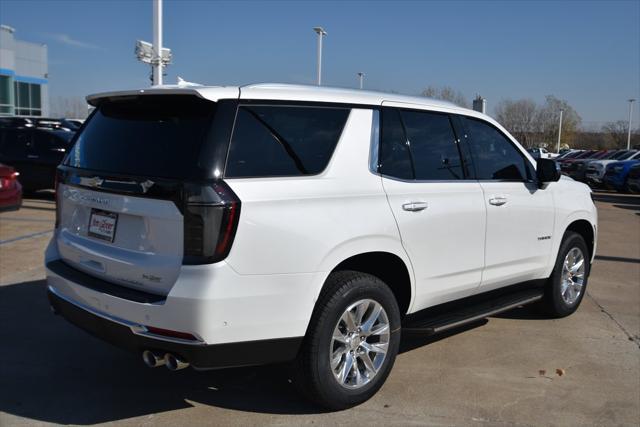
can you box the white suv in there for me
[45,84,597,409]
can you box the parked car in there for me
[0,126,75,191]
[568,150,633,182]
[60,119,84,131]
[555,149,583,160]
[0,163,22,211]
[626,163,640,193]
[585,150,640,186]
[0,116,81,132]
[558,149,597,173]
[45,84,597,410]
[527,147,558,159]
[603,159,640,192]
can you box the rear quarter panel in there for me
[224,108,413,304]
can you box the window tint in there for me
[462,117,530,181]
[225,105,349,178]
[66,95,216,179]
[0,129,29,158]
[34,130,69,151]
[400,110,463,180]
[379,108,413,179]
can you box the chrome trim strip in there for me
[47,285,206,346]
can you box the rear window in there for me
[225,105,350,178]
[65,95,216,179]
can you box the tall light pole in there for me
[313,27,327,86]
[556,109,564,153]
[357,72,365,89]
[627,99,636,150]
[152,0,163,85]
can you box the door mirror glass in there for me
[536,158,560,187]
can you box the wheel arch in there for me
[320,251,414,317]
[565,219,595,261]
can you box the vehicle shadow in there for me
[613,204,640,212]
[22,190,56,202]
[591,192,640,206]
[0,280,553,423]
[0,280,321,424]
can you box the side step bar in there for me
[403,288,544,335]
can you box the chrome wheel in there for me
[561,247,585,305]
[330,299,390,389]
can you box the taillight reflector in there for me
[146,326,198,341]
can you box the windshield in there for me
[65,95,217,179]
[615,151,634,160]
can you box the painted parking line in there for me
[0,229,53,245]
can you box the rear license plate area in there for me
[88,209,118,242]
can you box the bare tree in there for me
[50,96,90,119]
[601,120,630,148]
[421,85,468,108]
[534,95,581,147]
[494,99,537,147]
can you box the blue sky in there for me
[1,0,639,128]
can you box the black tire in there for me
[621,179,631,194]
[542,231,590,318]
[294,271,401,410]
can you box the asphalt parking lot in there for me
[0,191,638,426]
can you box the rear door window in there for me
[399,110,464,180]
[225,105,350,178]
[378,108,465,180]
[379,108,413,180]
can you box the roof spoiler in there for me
[86,88,208,107]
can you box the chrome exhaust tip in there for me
[142,350,165,368]
[164,353,189,371]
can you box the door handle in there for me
[27,155,39,159]
[488,196,508,206]
[402,201,428,212]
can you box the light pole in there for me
[627,99,636,150]
[135,0,171,85]
[313,27,327,86]
[556,109,564,153]
[357,72,365,89]
[152,0,163,85]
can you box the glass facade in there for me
[14,81,42,116]
[0,75,13,116]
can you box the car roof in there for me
[86,83,481,117]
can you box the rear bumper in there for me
[44,235,318,369]
[48,286,302,369]
[0,185,22,211]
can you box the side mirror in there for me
[536,158,560,188]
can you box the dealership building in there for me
[0,24,49,117]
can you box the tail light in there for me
[182,181,241,265]
[0,171,18,189]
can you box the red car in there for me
[0,163,22,211]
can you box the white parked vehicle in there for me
[46,84,597,409]
[527,147,559,159]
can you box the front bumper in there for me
[48,286,302,369]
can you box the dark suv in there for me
[0,125,75,191]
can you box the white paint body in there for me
[46,83,597,346]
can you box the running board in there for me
[402,288,544,334]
